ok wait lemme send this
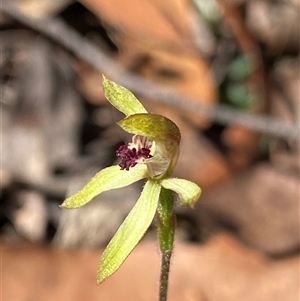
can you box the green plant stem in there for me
[156,187,176,301]
[159,250,172,301]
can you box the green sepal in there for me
[97,180,161,284]
[161,178,201,208]
[102,75,147,116]
[60,165,148,209]
[117,113,181,144]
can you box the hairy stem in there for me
[159,250,172,301]
[156,187,176,301]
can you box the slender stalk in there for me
[159,250,172,301]
[156,187,176,301]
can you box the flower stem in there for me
[159,250,172,301]
[156,187,176,301]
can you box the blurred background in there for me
[1,0,299,300]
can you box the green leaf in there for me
[225,83,253,109]
[97,180,161,284]
[161,178,201,207]
[60,165,148,209]
[102,75,147,116]
[227,55,252,81]
[117,113,181,144]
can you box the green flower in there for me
[60,76,201,284]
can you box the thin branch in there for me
[2,2,299,140]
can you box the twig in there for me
[1,2,299,140]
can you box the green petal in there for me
[117,113,180,144]
[161,178,201,208]
[97,180,161,284]
[60,165,148,209]
[102,75,147,116]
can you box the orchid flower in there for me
[60,76,202,295]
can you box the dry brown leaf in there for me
[80,0,191,47]
[78,0,218,127]
[3,233,298,301]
